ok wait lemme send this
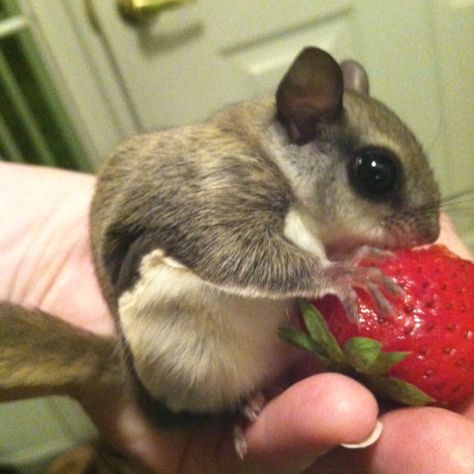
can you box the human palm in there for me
[1,163,474,473]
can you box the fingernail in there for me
[233,425,248,459]
[340,419,383,449]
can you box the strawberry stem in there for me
[280,300,435,407]
[298,300,347,366]
[343,337,409,375]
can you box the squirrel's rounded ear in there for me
[340,60,370,95]
[276,47,343,145]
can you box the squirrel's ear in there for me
[276,47,343,145]
[341,60,370,95]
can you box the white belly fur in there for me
[118,249,300,414]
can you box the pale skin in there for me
[1,162,474,473]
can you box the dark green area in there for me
[0,0,91,171]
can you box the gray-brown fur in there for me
[91,86,439,305]
[0,303,121,400]
[91,119,317,301]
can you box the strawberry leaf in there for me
[343,337,409,376]
[298,300,347,365]
[366,375,435,406]
[278,327,329,364]
[343,337,382,373]
[367,351,409,376]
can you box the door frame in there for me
[18,0,138,165]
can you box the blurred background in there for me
[0,0,472,471]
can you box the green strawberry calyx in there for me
[279,300,435,406]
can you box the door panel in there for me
[81,0,473,245]
[91,1,360,129]
[222,8,357,98]
[430,0,474,244]
[86,2,443,167]
[432,0,474,194]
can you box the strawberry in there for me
[280,245,474,407]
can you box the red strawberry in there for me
[280,245,474,407]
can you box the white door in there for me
[29,0,473,243]
[80,0,455,160]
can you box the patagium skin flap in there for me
[90,46,440,422]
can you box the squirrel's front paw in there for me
[322,253,403,321]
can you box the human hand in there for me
[309,214,474,473]
[1,163,473,473]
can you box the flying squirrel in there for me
[0,47,440,439]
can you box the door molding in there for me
[19,0,138,165]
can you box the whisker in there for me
[440,189,474,205]
[442,198,474,207]
[439,189,474,218]
[441,203,474,212]
[406,189,474,218]
[441,199,474,208]
[326,188,472,261]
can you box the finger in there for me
[83,393,192,474]
[312,406,474,474]
[437,213,473,261]
[239,373,379,473]
[449,384,474,420]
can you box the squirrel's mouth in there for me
[324,236,391,262]
[323,218,439,262]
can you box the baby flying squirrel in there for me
[0,47,440,427]
[90,47,440,422]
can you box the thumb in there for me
[239,373,379,472]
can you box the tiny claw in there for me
[240,392,265,423]
[349,246,395,266]
[323,260,404,322]
[233,392,266,458]
[367,283,392,317]
[383,278,405,298]
[233,424,248,459]
[337,286,360,322]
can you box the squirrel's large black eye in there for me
[349,147,401,200]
